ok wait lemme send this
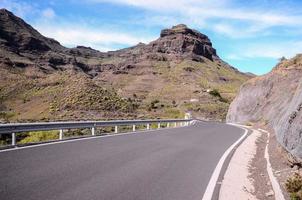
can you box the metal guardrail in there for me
[0,119,193,146]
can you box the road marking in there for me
[0,121,196,153]
[259,129,285,200]
[202,124,248,200]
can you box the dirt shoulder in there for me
[251,129,275,199]
[219,126,277,200]
[268,129,294,200]
[220,127,260,199]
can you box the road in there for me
[0,121,244,200]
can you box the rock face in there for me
[151,24,218,61]
[106,24,220,66]
[227,55,302,160]
[0,9,64,53]
[0,9,252,122]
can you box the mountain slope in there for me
[0,9,252,122]
[227,55,302,160]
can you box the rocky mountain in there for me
[227,55,302,160]
[0,9,252,122]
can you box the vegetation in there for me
[0,111,15,122]
[286,173,302,200]
[0,52,250,123]
[209,89,228,103]
[19,130,59,144]
[0,134,10,146]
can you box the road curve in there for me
[0,121,244,200]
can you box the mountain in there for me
[227,54,302,161]
[0,9,252,122]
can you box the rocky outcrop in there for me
[149,24,218,61]
[0,9,228,73]
[227,54,302,160]
[0,9,64,53]
[107,24,219,63]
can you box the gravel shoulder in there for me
[267,128,293,200]
[220,127,260,199]
[219,127,276,200]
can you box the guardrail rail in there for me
[0,119,193,146]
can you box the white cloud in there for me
[0,0,34,18]
[225,54,245,61]
[244,42,302,59]
[90,0,218,11]
[42,8,56,19]
[35,24,156,51]
[226,41,302,60]
[88,0,302,38]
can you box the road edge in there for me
[259,128,286,200]
[202,123,248,200]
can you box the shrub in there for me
[209,89,221,98]
[286,173,302,200]
[19,130,59,144]
[209,89,228,103]
[150,99,160,109]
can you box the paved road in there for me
[0,121,244,200]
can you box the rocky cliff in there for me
[227,55,302,160]
[0,9,252,122]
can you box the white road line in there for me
[259,129,286,200]
[202,124,248,200]
[0,122,195,153]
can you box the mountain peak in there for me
[155,24,218,60]
[0,8,12,15]
[0,8,64,53]
[160,24,208,39]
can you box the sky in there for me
[1,0,302,75]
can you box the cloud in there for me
[226,41,302,60]
[244,42,302,59]
[0,0,34,18]
[35,24,156,51]
[42,8,56,19]
[87,0,302,38]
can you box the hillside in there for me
[227,54,302,160]
[0,9,252,122]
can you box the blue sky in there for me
[1,0,302,75]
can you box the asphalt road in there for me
[0,121,244,200]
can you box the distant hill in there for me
[227,54,302,160]
[0,9,253,122]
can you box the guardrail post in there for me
[91,127,95,136]
[147,124,150,130]
[174,122,177,127]
[133,124,136,132]
[12,133,16,146]
[115,126,118,133]
[158,123,161,129]
[167,123,170,128]
[59,129,63,140]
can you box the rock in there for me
[227,54,302,161]
[151,24,218,61]
[265,190,274,197]
[0,9,64,53]
[293,165,299,170]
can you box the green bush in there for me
[209,89,228,103]
[286,173,302,200]
[209,89,221,98]
[19,130,59,144]
[150,99,160,109]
